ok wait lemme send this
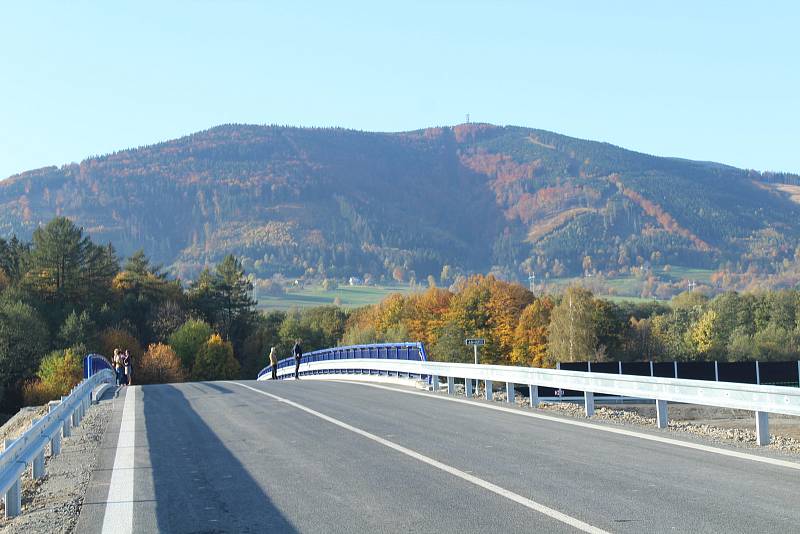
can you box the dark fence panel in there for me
[759,361,799,387]
[622,362,652,376]
[717,362,758,384]
[589,362,619,374]
[676,362,716,381]
[652,362,676,378]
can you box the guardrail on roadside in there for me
[0,361,115,518]
[260,354,800,447]
[257,342,428,380]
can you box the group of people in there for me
[112,348,133,386]
[268,339,303,380]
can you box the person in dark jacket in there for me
[293,339,302,379]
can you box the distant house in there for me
[348,277,363,286]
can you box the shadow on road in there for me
[144,384,298,533]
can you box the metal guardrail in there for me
[257,342,428,380]
[261,355,800,447]
[0,363,114,518]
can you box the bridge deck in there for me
[77,380,800,533]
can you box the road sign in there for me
[465,338,485,346]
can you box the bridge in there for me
[3,345,800,532]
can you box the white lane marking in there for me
[230,381,610,534]
[340,380,800,471]
[101,386,137,534]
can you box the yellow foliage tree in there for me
[510,297,554,367]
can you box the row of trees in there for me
[0,217,348,414]
[342,276,800,366]
[3,217,799,415]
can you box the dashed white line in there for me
[230,381,610,534]
[101,386,137,534]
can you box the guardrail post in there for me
[756,411,770,445]
[431,375,439,392]
[506,382,515,404]
[30,418,45,479]
[485,380,493,401]
[528,384,539,407]
[4,439,21,518]
[447,376,455,395]
[48,401,62,456]
[656,400,668,429]
[584,391,595,417]
[465,378,473,397]
[61,396,72,437]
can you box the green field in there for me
[257,284,421,311]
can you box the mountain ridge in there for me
[2,123,799,283]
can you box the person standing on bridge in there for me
[293,339,303,380]
[269,346,278,380]
[122,349,132,386]
[113,349,123,386]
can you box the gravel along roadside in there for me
[0,394,114,534]
[442,383,800,456]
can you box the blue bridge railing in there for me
[83,353,114,379]
[257,342,428,380]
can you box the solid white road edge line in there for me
[229,381,610,534]
[341,380,800,471]
[101,385,137,534]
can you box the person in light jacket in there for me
[269,346,278,380]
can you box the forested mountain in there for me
[1,123,799,282]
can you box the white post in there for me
[584,391,595,417]
[465,378,474,397]
[4,439,21,518]
[48,400,61,456]
[447,376,455,395]
[656,400,668,429]
[529,384,539,407]
[485,380,493,401]
[649,360,654,376]
[506,382,515,404]
[431,375,439,392]
[756,411,770,445]
[755,361,761,385]
[61,396,71,437]
[31,418,45,479]
[474,344,479,365]
[714,361,719,381]
[673,361,678,378]
[798,361,800,387]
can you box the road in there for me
[76,380,800,533]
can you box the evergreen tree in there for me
[211,255,256,340]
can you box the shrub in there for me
[22,348,83,405]
[138,343,186,384]
[168,319,213,371]
[192,334,240,381]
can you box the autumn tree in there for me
[138,343,185,384]
[510,297,554,367]
[192,334,240,381]
[546,286,597,364]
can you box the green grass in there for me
[657,266,714,283]
[257,284,422,310]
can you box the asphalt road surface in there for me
[75,379,800,533]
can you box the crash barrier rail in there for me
[257,342,428,380]
[0,363,115,518]
[83,353,114,379]
[261,356,800,447]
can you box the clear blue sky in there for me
[1,1,798,179]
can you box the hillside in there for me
[1,123,799,283]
